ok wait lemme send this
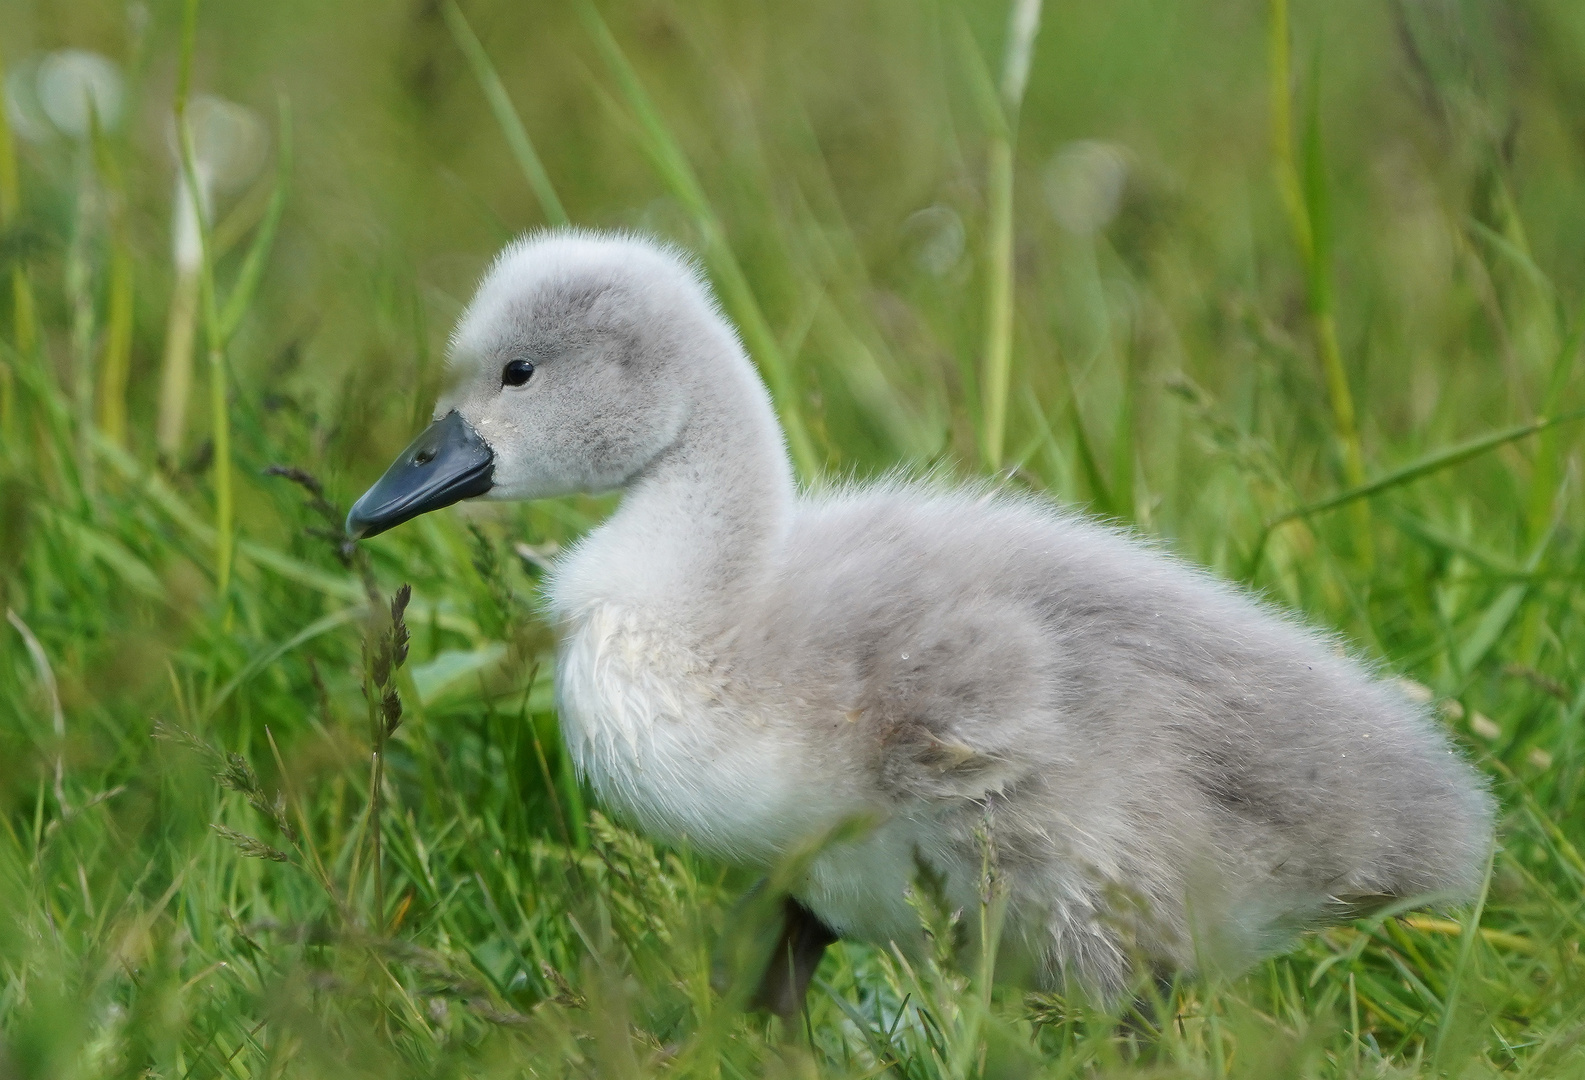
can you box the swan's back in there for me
[735,481,1491,985]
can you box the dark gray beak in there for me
[346,411,495,539]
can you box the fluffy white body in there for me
[425,229,1494,997]
[551,594,958,948]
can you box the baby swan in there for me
[349,229,1493,1011]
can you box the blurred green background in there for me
[4,0,1585,1076]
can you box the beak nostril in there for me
[347,410,493,540]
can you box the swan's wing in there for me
[848,597,1067,803]
[876,725,1033,801]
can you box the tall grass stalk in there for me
[1268,0,1371,564]
[1526,307,1582,537]
[0,55,37,423]
[91,121,135,448]
[155,189,202,462]
[204,332,233,598]
[97,246,134,448]
[168,4,290,602]
[0,57,19,433]
[978,0,1042,470]
[65,138,100,501]
[443,0,569,228]
[364,584,411,931]
[952,814,1010,1079]
[1246,406,1585,577]
[217,99,291,342]
[171,0,235,601]
[6,608,67,816]
[1428,846,1495,1073]
[578,0,821,480]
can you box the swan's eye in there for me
[501,359,535,387]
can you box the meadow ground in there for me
[3,0,1585,1076]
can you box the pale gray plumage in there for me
[376,228,1495,1001]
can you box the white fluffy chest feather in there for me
[554,603,811,864]
[552,604,986,951]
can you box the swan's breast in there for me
[554,603,806,864]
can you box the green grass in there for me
[4,0,1585,1075]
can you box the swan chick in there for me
[348,228,1495,1009]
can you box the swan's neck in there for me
[548,351,795,627]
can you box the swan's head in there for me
[347,230,723,538]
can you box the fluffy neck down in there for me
[544,331,811,864]
[547,331,796,630]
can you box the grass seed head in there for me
[212,825,289,863]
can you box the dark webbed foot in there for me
[751,896,839,1019]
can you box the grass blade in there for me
[80,97,134,451]
[1429,846,1496,1072]
[172,0,236,600]
[1265,408,1585,529]
[0,50,38,458]
[206,337,233,599]
[577,0,820,480]
[1069,391,1113,516]
[1455,476,1560,680]
[1245,407,1585,579]
[155,255,201,462]
[203,606,361,720]
[1111,333,1136,520]
[95,244,133,447]
[1525,300,1584,540]
[962,0,1042,470]
[218,97,292,344]
[1458,536,1546,678]
[1269,0,1370,561]
[442,0,568,227]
